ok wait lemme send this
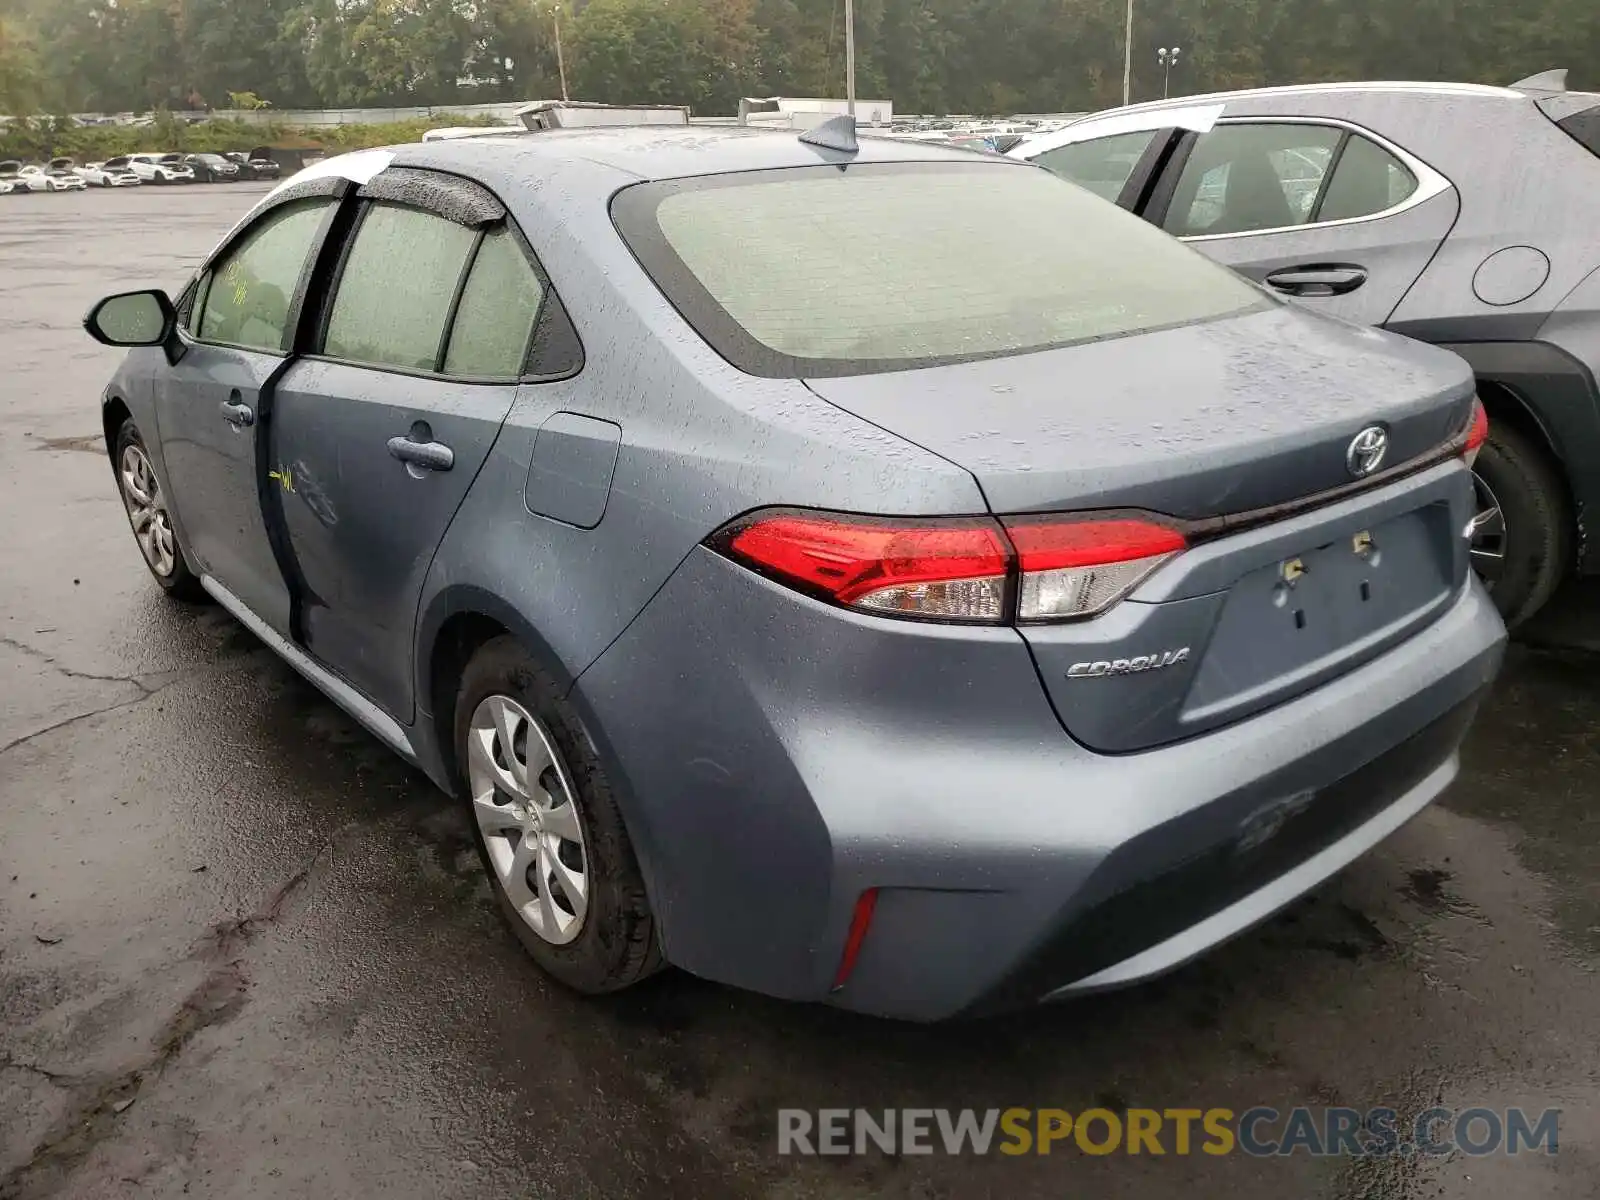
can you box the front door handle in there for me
[1264,265,1368,297]
[387,432,454,473]
[220,391,255,428]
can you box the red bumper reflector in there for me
[1465,399,1489,456]
[831,888,880,991]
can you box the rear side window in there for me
[1556,106,1600,158]
[1167,123,1419,236]
[442,226,545,377]
[197,199,332,352]
[1317,135,1417,222]
[1030,130,1157,201]
[324,203,478,371]
[612,162,1266,378]
[1165,123,1343,236]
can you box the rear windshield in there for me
[611,161,1267,377]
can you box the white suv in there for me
[126,154,195,184]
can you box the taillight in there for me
[722,511,1011,622]
[1004,516,1187,620]
[1463,398,1489,466]
[714,508,1185,624]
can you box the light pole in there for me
[844,0,856,116]
[549,3,569,102]
[1121,0,1133,106]
[1157,45,1181,99]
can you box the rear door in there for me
[269,175,544,721]
[1151,119,1460,324]
[155,195,339,634]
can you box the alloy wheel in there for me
[119,443,177,577]
[467,694,589,946]
[1467,469,1506,590]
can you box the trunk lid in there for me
[805,305,1478,751]
[803,305,1472,519]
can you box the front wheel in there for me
[113,418,205,601]
[1468,419,1570,629]
[455,636,662,994]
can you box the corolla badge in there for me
[1067,648,1190,679]
[1345,425,1389,479]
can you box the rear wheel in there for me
[454,636,662,994]
[113,418,205,601]
[1469,418,1570,629]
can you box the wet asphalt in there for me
[1,184,1598,1200]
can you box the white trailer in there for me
[515,101,691,130]
[738,97,894,129]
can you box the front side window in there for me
[442,226,545,377]
[323,203,478,371]
[1165,123,1344,236]
[613,162,1266,378]
[1029,130,1158,202]
[196,198,332,352]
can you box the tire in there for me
[454,635,662,994]
[1471,418,1570,629]
[112,417,206,601]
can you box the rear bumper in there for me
[575,550,1505,1022]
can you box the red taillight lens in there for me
[724,511,1011,622]
[1003,516,1187,620]
[1464,398,1489,464]
[715,508,1187,623]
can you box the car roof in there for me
[389,123,1014,184]
[1014,80,1529,157]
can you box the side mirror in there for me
[84,289,175,347]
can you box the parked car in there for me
[223,151,281,180]
[83,126,1504,1021]
[15,164,86,192]
[184,152,242,183]
[0,160,22,194]
[75,160,142,187]
[1012,70,1600,628]
[126,153,194,184]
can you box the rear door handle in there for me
[220,391,255,428]
[387,433,454,473]
[1264,265,1368,296]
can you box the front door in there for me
[270,203,544,720]
[154,197,337,633]
[1152,120,1460,325]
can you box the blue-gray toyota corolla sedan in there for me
[84,124,1506,1021]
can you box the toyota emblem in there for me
[1345,425,1389,478]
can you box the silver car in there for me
[82,125,1504,1020]
[1013,70,1600,628]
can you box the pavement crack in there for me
[0,963,250,1200]
[0,1057,84,1088]
[0,688,166,760]
[193,823,355,958]
[0,828,339,1196]
[0,635,155,694]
